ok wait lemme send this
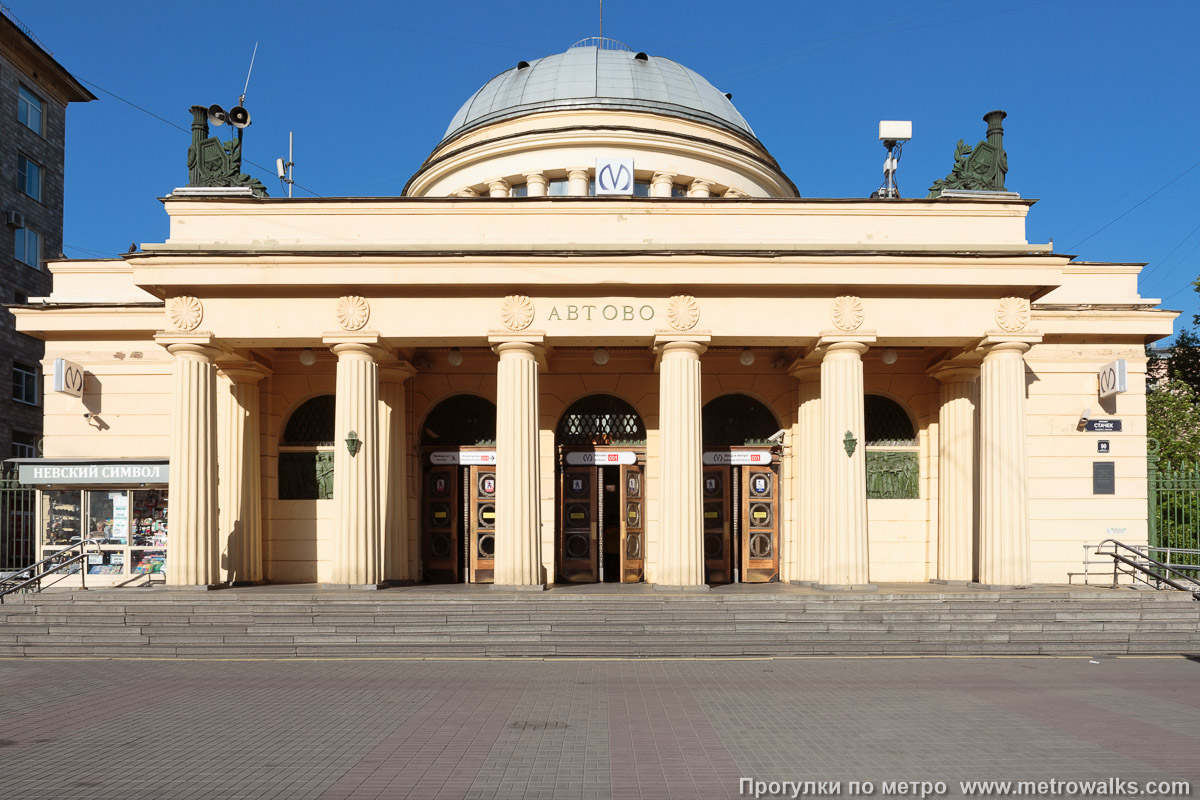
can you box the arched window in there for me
[864,394,919,499]
[556,394,645,447]
[279,395,336,500]
[702,394,780,447]
[420,394,496,447]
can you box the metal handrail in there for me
[0,538,105,603]
[1093,539,1200,599]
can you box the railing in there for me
[1147,448,1200,561]
[1090,539,1200,599]
[0,538,105,603]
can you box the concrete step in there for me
[3,587,1197,658]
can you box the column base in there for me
[928,579,973,586]
[815,583,878,592]
[652,584,711,592]
[490,583,547,592]
[161,583,230,591]
[229,580,270,587]
[788,580,818,587]
[321,583,387,591]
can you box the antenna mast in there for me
[240,42,258,106]
[599,0,603,38]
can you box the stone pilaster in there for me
[788,364,822,584]
[651,172,676,197]
[379,363,416,583]
[819,338,873,588]
[491,336,544,586]
[929,365,981,583]
[163,341,220,586]
[217,365,267,584]
[329,341,382,586]
[979,341,1032,587]
[655,336,708,586]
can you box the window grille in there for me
[556,394,645,446]
[420,394,497,447]
[702,394,779,447]
[864,395,916,446]
[283,395,336,446]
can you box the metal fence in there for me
[0,467,35,571]
[1148,449,1200,566]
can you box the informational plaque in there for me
[702,451,774,465]
[1084,419,1122,433]
[565,451,637,465]
[1092,461,1115,495]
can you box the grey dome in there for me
[442,41,754,143]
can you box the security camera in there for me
[1078,408,1091,429]
[767,429,786,444]
[83,412,92,420]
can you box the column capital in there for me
[975,333,1041,353]
[487,177,510,197]
[978,339,1034,359]
[567,167,590,179]
[379,360,417,383]
[816,333,876,352]
[687,179,713,198]
[327,341,386,361]
[927,362,981,383]
[524,172,547,197]
[217,364,270,384]
[653,332,710,350]
[161,339,222,362]
[787,359,821,381]
[819,340,871,359]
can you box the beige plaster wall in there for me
[1024,343,1150,584]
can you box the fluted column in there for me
[165,342,220,586]
[788,365,822,584]
[656,339,707,586]
[492,339,543,586]
[330,342,382,586]
[217,366,266,584]
[379,363,416,583]
[820,341,871,588]
[930,365,980,583]
[979,341,1032,586]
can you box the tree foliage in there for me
[1147,378,1200,462]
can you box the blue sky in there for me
[12,0,1200,338]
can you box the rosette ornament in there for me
[500,295,535,331]
[335,296,371,331]
[166,296,204,332]
[666,295,700,331]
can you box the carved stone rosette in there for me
[500,295,535,331]
[831,295,864,332]
[666,295,700,331]
[335,296,370,331]
[166,296,204,332]
[994,296,1030,332]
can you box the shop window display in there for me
[37,487,169,578]
[42,489,82,546]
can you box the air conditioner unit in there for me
[4,210,24,228]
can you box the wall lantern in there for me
[345,430,362,457]
[843,430,858,457]
[447,348,464,367]
[593,347,609,365]
[739,348,755,366]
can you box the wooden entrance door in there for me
[619,463,644,582]
[468,465,496,583]
[702,466,732,583]
[423,465,458,583]
[741,463,780,582]
[559,466,597,582]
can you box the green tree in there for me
[1168,328,1200,392]
[1147,378,1200,462]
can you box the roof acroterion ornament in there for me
[927,110,1011,198]
[186,105,267,197]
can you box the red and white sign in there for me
[429,451,497,465]
[565,451,637,466]
[702,450,773,466]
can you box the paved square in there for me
[1,657,1196,799]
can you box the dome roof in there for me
[442,39,754,143]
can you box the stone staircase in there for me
[1,587,1198,658]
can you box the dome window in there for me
[517,60,530,69]
[634,52,649,62]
